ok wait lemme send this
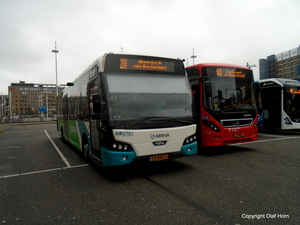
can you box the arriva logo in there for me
[150,133,170,140]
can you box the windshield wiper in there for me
[124,116,173,128]
[167,117,193,124]
[236,104,256,111]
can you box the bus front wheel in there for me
[82,137,90,161]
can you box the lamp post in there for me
[40,90,50,120]
[246,62,257,69]
[0,91,2,122]
[52,41,59,96]
[191,47,197,65]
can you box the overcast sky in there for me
[1,0,299,95]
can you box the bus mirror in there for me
[66,82,74,86]
[218,90,223,100]
[204,82,212,97]
[92,95,101,114]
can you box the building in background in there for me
[259,45,300,80]
[8,81,64,117]
[0,95,9,121]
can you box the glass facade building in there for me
[259,45,300,80]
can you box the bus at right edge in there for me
[186,63,258,147]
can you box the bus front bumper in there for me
[101,142,197,167]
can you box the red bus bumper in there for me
[200,126,258,147]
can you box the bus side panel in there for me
[67,120,90,151]
[68,120,81,150]
[57,119,63,137]
[280,111,300,130]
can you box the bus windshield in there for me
[105,73,193,123]
[284,87,300,122]
[203,67,255,111]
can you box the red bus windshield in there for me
[203,67,255,111]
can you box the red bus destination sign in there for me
[216,68,246,78]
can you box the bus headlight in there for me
[202,120,220,132]
[184,134,197,145]
[112,141,133,151]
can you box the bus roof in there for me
[259,78,300,88]
[186,63,251,70]
[80,52,183,74]
[63,53,185,92]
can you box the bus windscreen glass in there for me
[284,87,300,122]
[106,73,192,121]
[203,67,255,111]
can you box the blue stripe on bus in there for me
[101,147,137,167]
[101,142,197,167]
[180,142,197,156]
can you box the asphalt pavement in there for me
[0,123,299,225]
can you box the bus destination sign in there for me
[216,68,246,78]
[120,58,175,72]
[289,88,300,94]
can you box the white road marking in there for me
[230,135,300,145]
[2,131,298,179]
[44,130,71,167]
[0,164,89,179]
[259,133,287,138]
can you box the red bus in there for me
[186,63,258,147]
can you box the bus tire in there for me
[82,136,90,161]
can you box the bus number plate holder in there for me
[234,132,245,138]
[149,154,169,161]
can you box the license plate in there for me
[234,132,245,138]
[149,154,169,161]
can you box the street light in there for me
[246,62,257,69]
[191,47,197,65]
[0,91,3,122]
[40,89,51,120]
[52,41,59,96]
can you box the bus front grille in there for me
[220,118,253,127]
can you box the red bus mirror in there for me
[204,82,212,98]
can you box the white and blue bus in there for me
[259,78,300,131]
[57,53,197,167]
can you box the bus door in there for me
[89,76,105,162]
[261,86,281,130]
